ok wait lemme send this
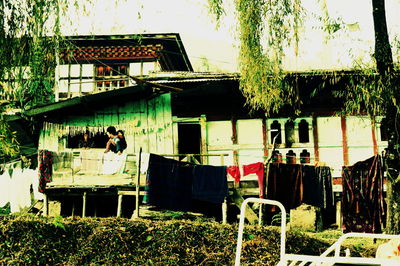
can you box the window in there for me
[285,120,295,146]
[270,120,282,144]
[96,64,129,92]
[298,119,310,143]
[67,132,109,149]
[57,64,95,99]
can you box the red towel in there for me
[227,165,241,182]
[243,162,265,198]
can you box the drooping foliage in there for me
[209,0,304,115]
[208,0,399,117]
[0,0,79,159]
[208,0,400,232]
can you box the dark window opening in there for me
[380,118,388,141]
[96,64,129,91]
[300,149,311,164]
[285,120,295,146]
[299,119,310,143]
[178,123,201,163]
[270,120,282,144]
[67,132,109,149]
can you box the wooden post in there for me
[82,192,87,218]
[117,194,123,217]
[336,200,342,229]
[258,204,263,226]
[220,154,227,224]
[71,199,75,217]
[133,147,142,219]
[200,115,208,164]
[222,198,228,224]
[43,194,48,216]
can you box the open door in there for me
[178,123,202,163]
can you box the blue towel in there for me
[192,165,228,204]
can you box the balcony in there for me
[49,149,138,188]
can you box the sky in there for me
[62,0,400,73]
[63,0,239,72]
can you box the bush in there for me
[0,215,376,265]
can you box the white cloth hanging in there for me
[30,168,44,200]
[0,170,11,208]
[9,167,34,213]
[102,152,127,175]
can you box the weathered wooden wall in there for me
[39,93,174,155]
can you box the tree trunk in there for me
[371,0,399,233]
[372,0,393,74]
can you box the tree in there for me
[208,0,400,233]
[0,0,82,160]
[371,0,400,234]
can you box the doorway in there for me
[178,123,202,163]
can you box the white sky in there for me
[62,0,400,72]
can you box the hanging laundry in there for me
[302,165,334,209]
[192,165,228,204]
[144,154,193,211]
[38,150,53,193]
[227,165,241,183]
[267,163,303,212]
[0,170,11,208]
[316,166,334,210]
[341,155,385,233]
[29,168,44,201]
[102,152,127,175]
[243,162,265,198]
[9,167,33,213]
[302,165,323,208]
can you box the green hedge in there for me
[0,216,373,265]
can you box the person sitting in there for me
[103,126,126,175]
[117,130,127,153]
[104,126,122,154]
[78,132,94,149]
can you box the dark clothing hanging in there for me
[192,165,228,204]
[302,165,334,210]
[144,154,229,211]
[341,155,385,233]
[38,150,53,193]
[302,165,323,208]
[144,154,193,211]
[316,166,334,210]
[266,163,303,212]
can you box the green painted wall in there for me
[39,93,174,155]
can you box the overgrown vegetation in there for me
[0,216,379,265]
[208,0,400,233]
[0,0,85,160]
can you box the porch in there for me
[49,149,139,188]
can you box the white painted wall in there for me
[317,117,344,177]
[204,116,386,177]
[346,116,375,165]
[237,119,264,165]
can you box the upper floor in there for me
[54,33,193,101]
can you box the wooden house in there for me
[9,33,388,222]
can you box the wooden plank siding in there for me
[38,93,174,156]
